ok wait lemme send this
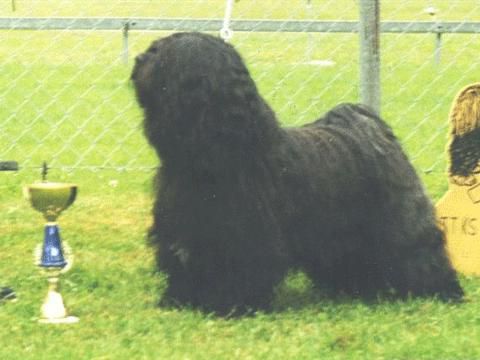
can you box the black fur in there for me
[132,32,463,315]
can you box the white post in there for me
[220,0,235,41]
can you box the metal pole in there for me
[425,6,441,65]
[435,31,442,65]
[306,0,313,61]
[122,22,129,64]
[359,0,381,114]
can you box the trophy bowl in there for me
[25,181,79,324]
[25,182,77,222]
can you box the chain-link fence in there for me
[1,0,479,178]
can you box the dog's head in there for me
[131,32,277,158]
[132,32,250,109]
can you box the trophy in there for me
[25,173,79,324]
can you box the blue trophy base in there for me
[40,223,67,268]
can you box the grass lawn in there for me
[1,1,480,359]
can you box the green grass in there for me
[2,1,480,359]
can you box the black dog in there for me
[132,32,463,315]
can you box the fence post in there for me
[359,0,381,114]
[435,31,442,64]
[122,22,129,64]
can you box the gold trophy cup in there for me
[25,181,79,324]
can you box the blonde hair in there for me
[450,83,480,136]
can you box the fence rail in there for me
[1,18,480,34]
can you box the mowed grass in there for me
[1,1,480,359]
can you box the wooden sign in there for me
[436,83,480,275]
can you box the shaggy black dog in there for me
[131,32,463,315]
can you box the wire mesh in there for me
[0,0,479,177]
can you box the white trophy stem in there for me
[39,272,78,324]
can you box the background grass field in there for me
[1,1,480,359]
